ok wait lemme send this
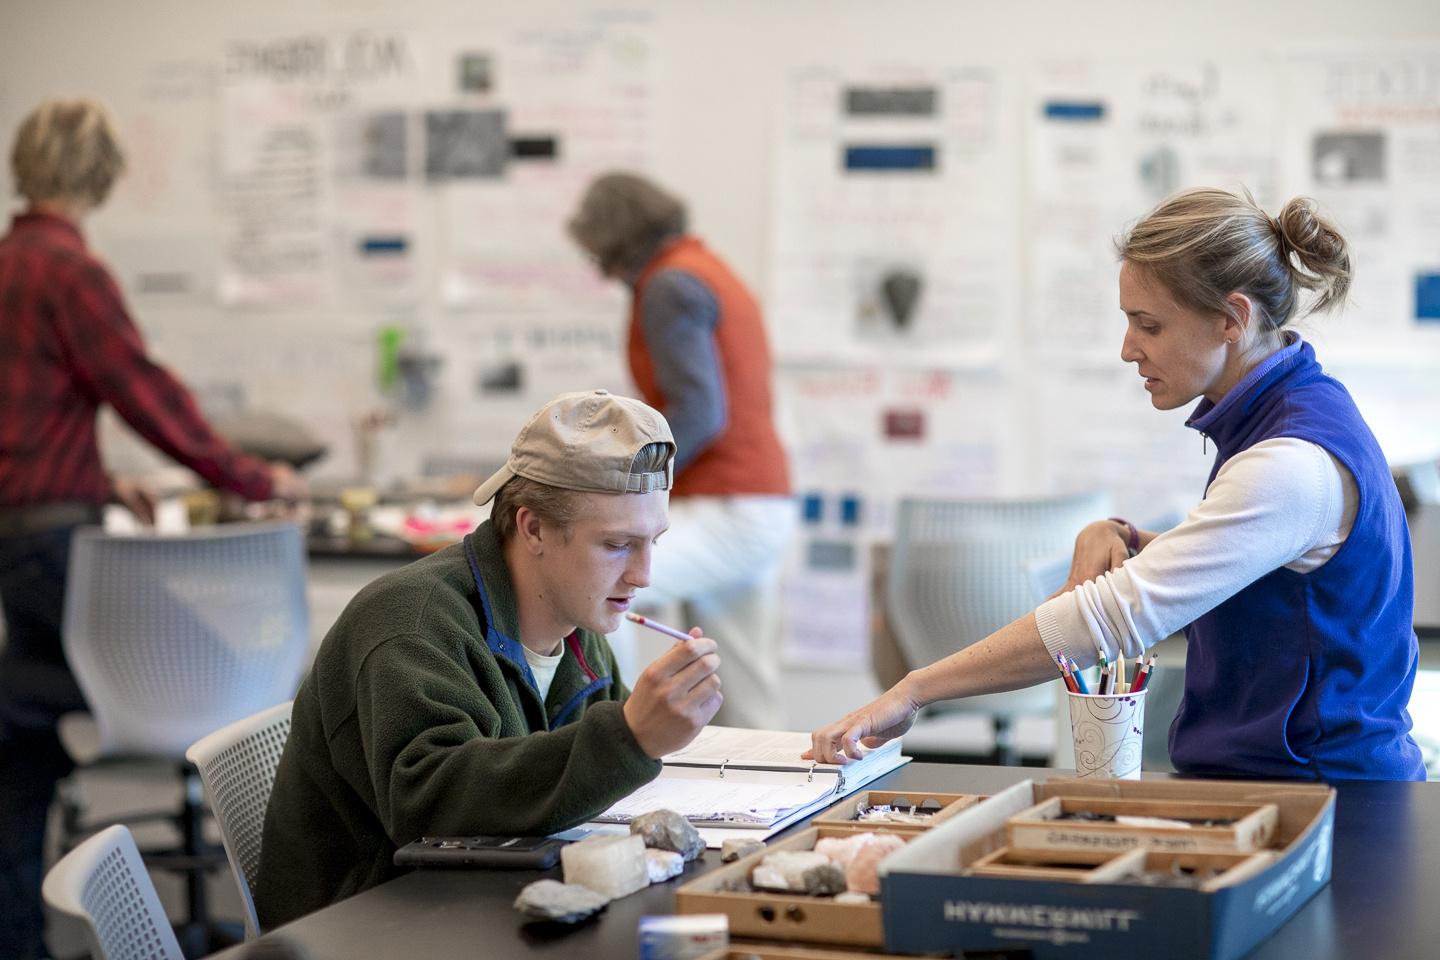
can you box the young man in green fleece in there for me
[255,389,723,927]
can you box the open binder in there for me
[584,726,909,847]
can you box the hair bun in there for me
[1275,196,1351,314]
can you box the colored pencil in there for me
[624,611,692,643]
[1132,653,1157,692]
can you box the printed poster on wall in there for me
[769,65,1019,366]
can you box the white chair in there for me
[887,492,1112,764]
[186,700,293,939]
[59,521,310,951]
[42,824,184,960]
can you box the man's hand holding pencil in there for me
[622,613,723,759]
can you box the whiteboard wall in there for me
[3,1,1439,671]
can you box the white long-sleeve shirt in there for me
[1035,437,1358,669]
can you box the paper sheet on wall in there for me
[769,66,1017,365]
[1032,363,1210,520]
[778,366,1003,668]
[1280,49,1440,344]
[1026,59,1279,361]
[217,30,418,307]
[436,12,656,313]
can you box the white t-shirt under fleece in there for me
[1034,437,1359,669]
[523,644,565,702]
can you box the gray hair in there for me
[567,172,687,275]
[1117,187,1351,330]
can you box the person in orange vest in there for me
[569,173,794,729]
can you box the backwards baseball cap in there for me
[473,389,676,505]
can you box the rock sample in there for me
[720,839,766,863]
[644,848,685,883]
[513,879,609,923]
[843,834,907,895]
[750,850,833,892]
[801,862,848,895]
[815,832,885,871]
[561,834,649,899]
[630,809,705,862]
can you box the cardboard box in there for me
[1005,795,1278,854]
[695,948,915,960]
[811,789,984,834]
[880,777,1335,960]
[675,824,912,948]
[695,947,916,960]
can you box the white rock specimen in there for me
[720,839,766,863]
[750,850,832,892]
[644,848,685,883]
[630,809,705,861]
[513,879,609,923]
[843,833,906,895]
[561,834,649,899]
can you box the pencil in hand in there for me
[624,611,695,643]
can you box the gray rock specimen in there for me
[720,839,766,862]
[630,809,705,861]
[801,862,848,895]
[561,834,649,899]
[644,848,685,883]
[751,850,832,892]
[513,879,608,923]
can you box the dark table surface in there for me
[208,763,1439,960]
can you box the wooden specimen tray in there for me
[675,824,911,948]
[1005,795,1278,854]
[966,845,1140,883]
[811,790,984,833]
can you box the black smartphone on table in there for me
[393,834,568,869]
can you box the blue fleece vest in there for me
[1168,336,1424,781]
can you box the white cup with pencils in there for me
[1056,652,1155,780]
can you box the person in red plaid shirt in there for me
[0,98,306,959]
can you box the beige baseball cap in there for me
[473,389,676,505]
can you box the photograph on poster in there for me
[458,51,493,93]
[425,109,507,179]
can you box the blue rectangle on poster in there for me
[843,144,937,172]
[801,492,824,525]
[1415,272,1440,321]
[1043,101,1106,121]
[360,236,409,255]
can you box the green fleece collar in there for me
[469,520,523,642]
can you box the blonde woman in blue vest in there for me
[810,187,1424,781]
[570,173,793,730]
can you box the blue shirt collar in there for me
[1185,331,1315,450]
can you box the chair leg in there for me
[56,775,87,855]
[992,716,1019,766]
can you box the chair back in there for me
[62,521,309,758]
[887,492,1111,721]
[186,700,293,938]
[42,824,184,960]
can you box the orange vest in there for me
[629,237,790,498]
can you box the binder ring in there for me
[806,761,817,782]
[719,758,729,779]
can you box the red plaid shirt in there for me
[0,211,273,507]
